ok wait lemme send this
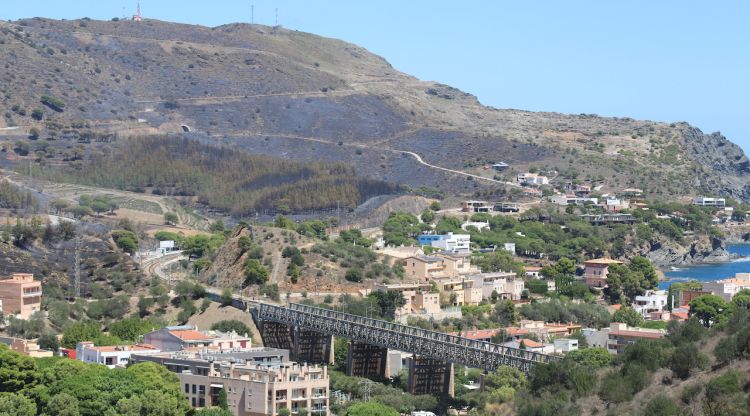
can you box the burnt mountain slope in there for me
[1,17,749,201]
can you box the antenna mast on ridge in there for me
[133,0,142,22]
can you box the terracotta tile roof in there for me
[520,339,545,348]
[671,312,689,320]
[504,327,530,336]
[169,330,212,341]
[585,258,623,265]
[611,304,622,311]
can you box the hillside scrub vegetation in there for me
[37,136,398,215]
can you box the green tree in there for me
[38,332,60,352]
[0,392,36,416]
[220,288,233,306]
[644,395,685,416]
[217,387,228,410]
[61,321,100,349]
[612,306,645,327]
[494,300,518,326]
[346,402,399,416]
[47,392,81,416]
[163,212,178,225]
[669,343,707,380]
[420,209,435,224]
[244,259,269,285]
[690,295,730,327]
[0,345,40,392]
[211,320,251,336]
[368,291,406,321]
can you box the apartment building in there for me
[143,325,252,352]
[584,323,666,355]
[0,273,42,319]
[77,342,160,368]
[702,273,750,301]
[373,283,440,316]
[432,277,482,306]
[468,272,524,300]
[131,349,329,416]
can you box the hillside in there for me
[0,17,749,204]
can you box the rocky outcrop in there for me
[681,126,750,200]
[645,235,733,267]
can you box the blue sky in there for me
[4,1,749,153]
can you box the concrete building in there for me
[373,283,440,316]
[516,173,549,186]
[131,349,328,416]
[584,323,666,355]
[702,273,750,301]
[76,342,160,368]
[694,197,726,207]
[468,272,524,300]
[502,339,554,354]
[633,290,669,318]
[461,200,492,213]
[428,233,471,254]
[143,326,252,352]
[583,258,623,289]
[553,338,579,354]
[525,266,542,279]
[403,252,478,280]
[432,278,482,306]
[0,273,42,319]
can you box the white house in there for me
[694,197,726,207]
[461,221,490,231]
[517,173,549,186]
[553,338,579,354]
[158,240,176,255]
[76,342,160,368]
[469,273,524,300]
[633,290,669,318]
[430,233,471,254]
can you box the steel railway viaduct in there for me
[252,302,558,396]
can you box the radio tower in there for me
[133,0,142,22]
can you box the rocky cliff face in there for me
[681,126,750,200]
[645,235,732,267]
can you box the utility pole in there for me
[275,8,278,26]
[251,4,254,24]
[74,236,81,298]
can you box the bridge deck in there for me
[256,302,558,372]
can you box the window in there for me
[185,383,189,393]
[192,384,196,394]
[192,398,196,407]
[198,398,205,407]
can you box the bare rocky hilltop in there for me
[1,17,749,201]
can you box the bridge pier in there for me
[258,322,333,364]
[346,342,388,379]
[407,355,454,397]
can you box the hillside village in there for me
[0,11,750,416]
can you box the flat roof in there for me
[610,330,664,339]
[584,258,623,265]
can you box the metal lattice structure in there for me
[256,302,559,372]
